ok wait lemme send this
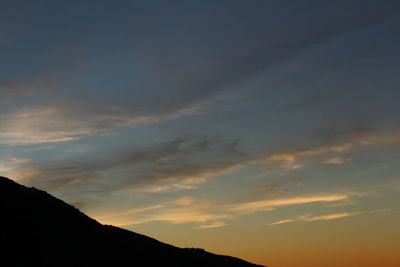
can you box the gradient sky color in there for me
[1,1,400,266]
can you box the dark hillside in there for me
[0,176,265,267]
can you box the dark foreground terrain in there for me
[0,176,265,267]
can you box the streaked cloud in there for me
[0,97,223,145]
[269,208,394,226]
[95,205,165,225]
[168,196,196,206]
[269,219,295,225]
[324,157,352,164]
[196,221,227,229]
[90,192,352,227]
[0,107,87,145]
[8,125,400,198]
[0,157,29,174]
[226,194,349,214]
[10,138,246,195]
[259,143,353,169]
[270,212,357,225]
[301,212,356,221]
[102,208,229,226]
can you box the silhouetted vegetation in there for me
[0,176,265,267]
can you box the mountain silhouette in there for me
[0,176,265,267]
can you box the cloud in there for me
[100,208,229,226]
[1,2,398,152]
[256,125,400,170]
[10,123,400,196]
[129,160,243,193]
[259,143,353,169]
[91,192,352,227]
[270,211,359,225]
[269,208,394,226]
[269,219,295,226]
[0,79,36,98]
[324,157,352,164]
[168,196,196,206]
[196,221,227,229]
[139,1,400,107]
[0,157,29,174]
[301,212,356,221]
[0,108,87,145]
[6,134,361,228]
[225,194,349,214]
[0,96,222,145]
[95,204,165,225]
[11,138,246,195]
[5,121,399,230]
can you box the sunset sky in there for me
[1,1,400,266]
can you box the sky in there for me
[1,0,400,266]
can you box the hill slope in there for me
[0,176,265,267]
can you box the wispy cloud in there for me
[0,97,222,145]
[0,108,89,145]
[269,208,393,225]
[100,208,229,226]
[91,192,352,227]
[259,143,353,169]
[270,219,295,225]
[324,157,352,164]
[302,212,356,221]
[270,212,357,225]
[196,221,227,229]
[10,123,400,196]
[0,157,29,174]
[226,194,349,214]
[95,205,165,225]
[11,138,246,194]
